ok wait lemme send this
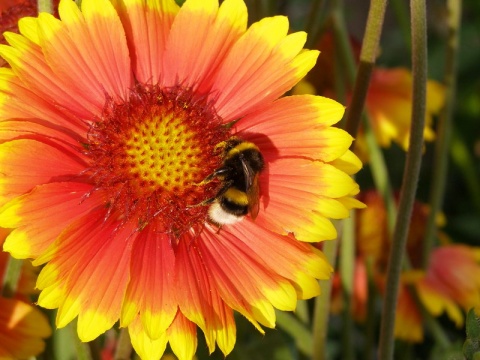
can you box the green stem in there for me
[37,0,53,14]
[364,119,397,233]
[340,215,355,360]
[422,0,462,268]
[451,129,480,214]
[305,0,328,49]
[114,328,133,360]
[344,0,388,139]
[331,0,356,85]
[312,237,339,360]
[364,257,377,360]
[378,0,428,358]
[1,256,23,298]
[71,323,93,360]
[276,311,313,356]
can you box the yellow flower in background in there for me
[0,229,52,359]
[0,0,362,358]
[355,67,446,162]
[350,191,480,342]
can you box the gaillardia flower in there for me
[0,0,362,358]
[0,228,52,359]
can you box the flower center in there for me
[85,85,228,235]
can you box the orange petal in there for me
[113,0,179,84]
[175,237,236,355]
[121,223,177,339]
[163,0,247,93]
[221,221,332,299]
[198,226,297,328]
[0,139,86,207]
[211,16,317,120]
[1,182,101,259]
[0,297,51,359]
[255,158,358,241]
[46,0,132,102]
[36,210,134,342]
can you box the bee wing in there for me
[240,157,261,220]
[247,173,261,220]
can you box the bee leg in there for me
[195,167,230,186]
[187,180,233,208]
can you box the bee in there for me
[202,137,264,225]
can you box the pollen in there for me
[84,84,228,234]
[124,113,202,193]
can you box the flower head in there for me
[0,229,52,359]
[0,0,362,358]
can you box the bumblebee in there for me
[203,137,264,225]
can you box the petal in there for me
[198,226,297,328]
[256,158,358,241]
[129,317,168,360]
[1,182,102,259]
[36,210,134,341]
[211,16,318,120]
[175,236,236,354]
[0,139,86,207]
[113,0,179,84]
[221,221,332,299]
[163,0,247,92]
[121,223,177,339]
[0,67,86,134]
[39,0,132,106]
[168,311,198,360]
[0,298,52,359]
[237,96,350,162]
[1,29,96,119]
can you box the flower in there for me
[0,297,52,359]
[354,67,446,162]
[0,228,52,359]
[350,190,480,342]
[0,0,362,359]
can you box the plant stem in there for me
[344,0,388,139]
[378,0,428,358]
[1,256,23,298]
[312,237,339,360]
[305,0,328,49]
[422,0,462,268]
[71,323,93,360]
[115,328,133,360]
[340,215,355,360]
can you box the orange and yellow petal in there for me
[112,0,179,84]
[35,211,134,341]
[211,16,317,120]
[0,297,52,359]
[175,237,236,355]
[221,221,332,300]
[415,278,464,327]
[121,224,177,339]
[162,0,247,92]
[255,158,359,242]
[237,95,350,162]
[394,284,423,342]
[0,139,86,206]
[365,67,445,151]
[1,182,102,259]
[167,311,197,360]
